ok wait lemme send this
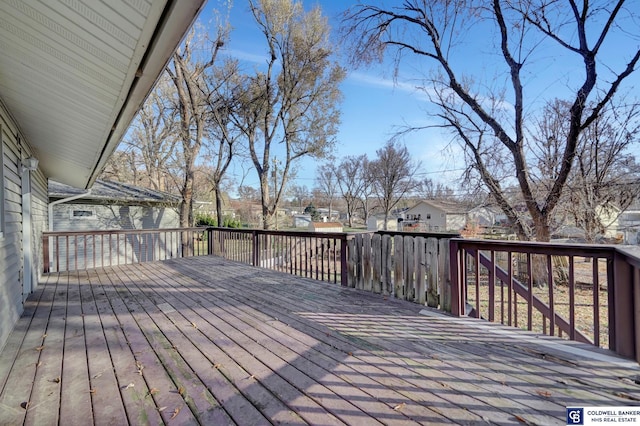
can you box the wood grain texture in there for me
[1,256,638,425]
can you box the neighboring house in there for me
[554,204,622,243]
[294,214,312,228]
[619,205,640,244]
[467,205,508,227]
[367,215,400,231]
[403,200,469,232]
[0,0,204,352]
[316,208,340,222]
[308,222,343,233]
[49,180,181,231]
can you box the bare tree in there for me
[101,149,140,185]
[565,102,640,242]
[315,163,339,220]
[129,76,178,192]
[369,141,421,230]
[166,23,229,230]
[344,1,640,241]
[238,185,261,203]
[334,155,369,227]
[202,59,243,226]
[289,184,311,210]
[101,77,177,190]
[233,0,345,229]
[419,178,456,201]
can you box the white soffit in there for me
[0,0,205,188]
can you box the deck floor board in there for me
[1,256,639,425]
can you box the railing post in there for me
[340,235,349,287]
[207,227,213,255]
[43,234,50,273]
[611,252,637,361]
[449,238,463,316]
[252,230,259,267]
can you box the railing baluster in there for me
[593,257,600,347]
[488,251,495,322]
[547,255,555,337]
[569,255,576,341]
[526,253,533,331]
[507,251,513,326]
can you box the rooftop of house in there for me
[409,199,470,214]
[49,180,181,205]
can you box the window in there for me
[426,213,431,220]
[71,209,96,219]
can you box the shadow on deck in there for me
[1,256,639,425]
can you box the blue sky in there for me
[195,0,466,192]
[196,0,640,194]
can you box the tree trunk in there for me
[215,187,223,227]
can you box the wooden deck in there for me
[1,257,639,425]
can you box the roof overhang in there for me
[0,0,206,188]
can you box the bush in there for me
[195,212,217,227]
[222,216,242,228]
[195,213,243,228]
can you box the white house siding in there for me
[52,204,180,232]
[0,101,47,352]
[404,203,447,230]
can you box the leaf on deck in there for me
[170,407,180,419]
[536,390,551,397]
[35,346,45,351]
[393,402,406,411]
[122,383,135,390]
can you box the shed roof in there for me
[49,180,180,205]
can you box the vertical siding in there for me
[0,104,23,351]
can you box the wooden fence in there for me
[347,231,459,310]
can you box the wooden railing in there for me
[43,228,209,273]
[207,228,460,299]
[42,227,640,361]
[208,228,349,285]
[450,238,640,362]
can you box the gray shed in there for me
[49,180,181,232]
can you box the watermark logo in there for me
[566,408,584,425]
